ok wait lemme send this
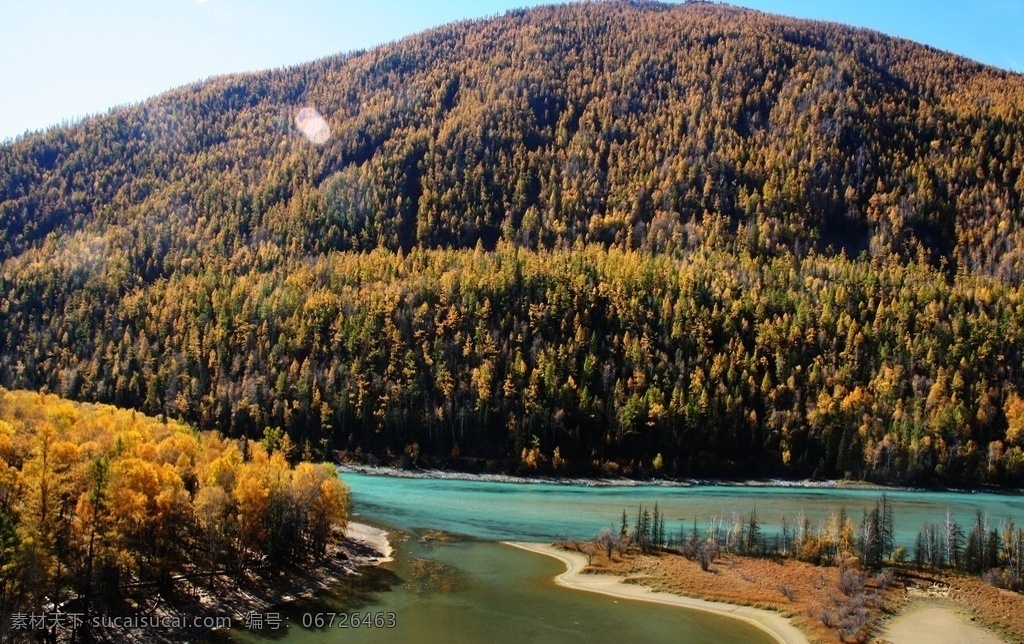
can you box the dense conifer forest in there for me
[3,1,1024,484]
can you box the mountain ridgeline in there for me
[2,1,1024,484]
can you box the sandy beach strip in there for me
[878,601,1003,644]
[346,521,394,563]
[504,542,809,644]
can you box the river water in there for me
[215,471,1024,643]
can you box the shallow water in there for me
[215,472,1024,642]
[219,533,771,643]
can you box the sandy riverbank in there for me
[504,541,809,644]
[878,600,1003,644]
[346,520,394,563]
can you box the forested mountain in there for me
[2,1,1024,484]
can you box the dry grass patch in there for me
[586,550,902,644]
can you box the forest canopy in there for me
[0,388,350,623]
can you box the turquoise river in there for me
[214,470,1024,643]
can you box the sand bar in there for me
[504,542,809,644]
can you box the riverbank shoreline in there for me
[85,521,392,643]
[339,464,848,489]
[508,541,1024,644]
[338,464,1024,494]
[503,541,809,644]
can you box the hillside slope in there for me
[2,1,1024,484]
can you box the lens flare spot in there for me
[295,107,330,145]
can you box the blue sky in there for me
[1,0,1022,142]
